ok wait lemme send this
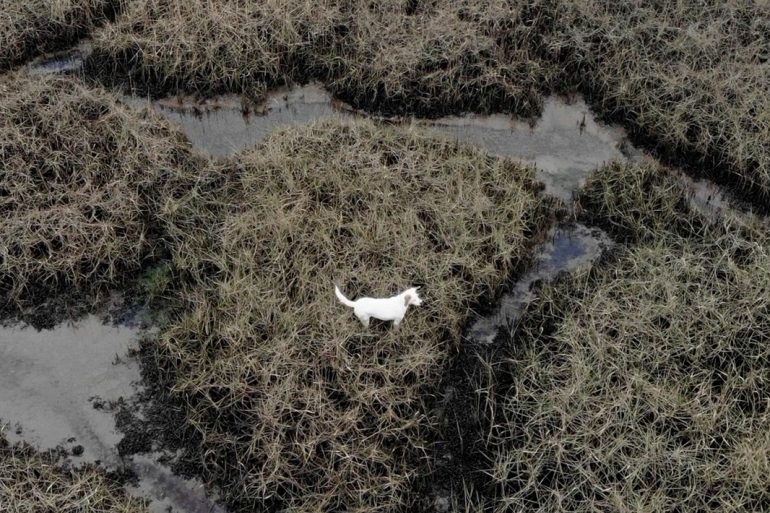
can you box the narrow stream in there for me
[470,223,612,344]
[124,85,628,203]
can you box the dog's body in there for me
[335,285,423,327]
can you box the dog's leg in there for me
[393,317,402,329]
[358,314,370,328]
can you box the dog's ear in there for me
[404,294,412,306]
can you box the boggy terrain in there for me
[83,0,770,207]
[1,72,559,512]
[460,160,770,511]
[151,120,557,512]
[2,1,770,512]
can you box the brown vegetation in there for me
[153,120,556,512]
[0,0,119,70]
[85,0,557,116]
[86,0,770,206]
[0,435,148,513]
[554,0,770,205]
[470,160,770,512]
[0,74,202,305]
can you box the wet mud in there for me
[469,224,612,344]
[414,223,613,511]
[26,40,91,76]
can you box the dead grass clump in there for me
[0,74,201,305]
[474,161,770,511]
[577,158,707,243]
[156,119,555,512]
[86,1,770,205]
[0,436,148,513]
[323,0,557,117]
[86,0,341,99]
[86,0,557,116]
[0,0,119,70]
[578,158,764,246]
[555,0,770,202]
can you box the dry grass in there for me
[86,0,770,206]
[153,119,556,512]
[323,0,555,117]
[576,158,708,243]
[85,0,335,100]
[0,436,148,513]
[86,0,557,116]
[554,0,770,203]
[470,160,770,512]
[0,73,202,305]
[0,0,119,70]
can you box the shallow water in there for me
[125,85,628,201]
[26,40,91,75]
[124,85,350,157]
[0,314,138,464]
[135,84,767,216]
[469,224,612,344]
[425,98,627,201]
[0,308,226,513]
[28,49,752,213]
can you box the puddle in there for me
[678,170,768,223]
[0,314,139,464]
[470,224,612,344]
[26,40,91,75]
[682,174,735,215]
[123,84,629,201]
[123,85,351,157]
[425,98,627,200]
[0,308,226,513]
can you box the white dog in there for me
[334,285,423,328]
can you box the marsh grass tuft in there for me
[555,0,770,205]
[471,160,770,511]
[0,74,203,307]
[0,0,121,71]
[153,119,556,512]
[0,435,148,513]
[85,0,556,116]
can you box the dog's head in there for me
[404,287,423,307]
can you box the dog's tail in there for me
[334,285,357,308]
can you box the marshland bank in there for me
[0,433,148,513]
[464,161,770,512]
[80,0,770,212]
[0,0,120,72]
